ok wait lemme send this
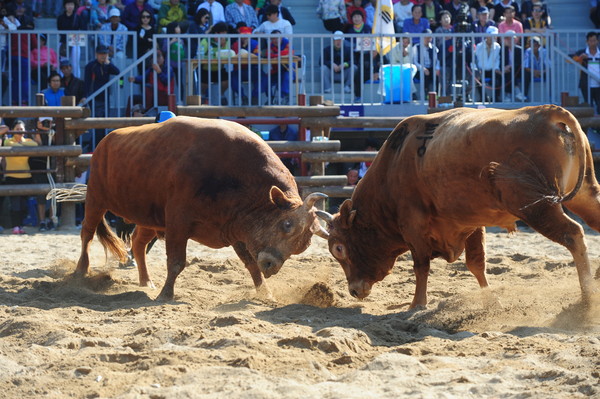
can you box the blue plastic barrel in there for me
[382,64,414,103]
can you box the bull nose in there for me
[257,251,283,278]
[348,280,371,299]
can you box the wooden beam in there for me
[65,117,156,130]
[302,151,377,163]
[301,116,402,129]
[0,145,81,157]
[176,105,341,118]
[0,106,90,118]
[268,140,341,152]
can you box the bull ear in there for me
[339,199,356,229]
[269,186,294,209]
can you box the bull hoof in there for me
[155,287,174,302]
[140,280,156,289]
[255,284,276,302]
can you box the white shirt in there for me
[475,41,501,72]
[586,46,600,88]
[198,1,226,24]
[393,2,413,26]
[253,18,293,35]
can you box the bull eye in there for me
[332,243,347,260]
[283,220,293,233]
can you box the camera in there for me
[454,1,472,34]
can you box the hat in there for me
[96,44,109,53]
[333,30,344,40]
[108,8,120,18]
[485,26,498,35]
[531,36,541,44]
[239,26,253,34]
[478,6,489,14]
[156,111,176,123]
[60,59,71,67]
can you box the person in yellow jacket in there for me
[3,120,38,234]
[157,0,186,29]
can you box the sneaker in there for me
[18,227,26,234]
[12,226,20,235]
[47,220,56,230]
[344,86,351,93]
[324,88,332,94]
[39,222,47,232]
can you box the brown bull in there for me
[318,105,600,308]
[75,116,326,300]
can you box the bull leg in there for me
[75,208,106,276]
[410,251,431,309]
[131,227,157,289]
[156,227,188,302]
[521,203,597,298]
[465,227,489,288]
[232,242,265,288]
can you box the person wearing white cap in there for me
[99,7,128,75]
[320,31,356,94]
[474,25,502,100]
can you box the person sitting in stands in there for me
[254,4,292,34]
[29,33,58,88]
[60,60,86,105]
[42,71,65,106]
[128,48,176,108]
[321,30,356,94]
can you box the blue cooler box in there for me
[382,64,415,103]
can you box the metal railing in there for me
[1,29,597,113]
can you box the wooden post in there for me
[36,93,45,106]
[186,95,202,106]
[61,96,76,106]
[168,94,177,113]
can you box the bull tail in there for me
[96,217,128,263]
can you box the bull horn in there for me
[316,210,334,223]
[303,192,328,209]
[314,225,330,239]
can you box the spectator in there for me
[30,117,56,232]
[225,0,259,30]
[7,0,33,22]
[3,119,37,235]
[316,0,347,33]
[269,122,298,172]
[0,6,20,77]
[422,0,443,31]
[197,21,231,105]
[196,0,225,25]
[266,30,294,104]
[345,8,371,34]
[523,36,549,100]
[472,6,495,44]
[357,138,378,178]
[389,36,413,64]
[346,168,359,185]
[57,0,83,78]
[42,71,65,106]
[501,30,524,101]
[572,31,600,113]
[498,6,523,37]
[474,25,501,101]
[134,10,155,74]
[347,0,366,25]
[93,0,114,30]
[122,0,154,31]
[254,4,292,34]
[469,0,495,22]
[10,22,37,105]
[158,0,187,29]
[363,0,374,27]
[259,0,295,26]
[44,0,64,19]
[435,10,454,94]
[404,5,430,44]
[412,29,441,97]
[444,0,471,26]
[191,8,211,35]
[30,33,58,89]
[493,0,519,24]
[321,30,356,94]
[99,8,128,73]
[520,0,549,23]
[523,2,548,48]
[393,0,412,32]
[83,44,120,151]
[128,48,175,108]
[77,0,96,31]
[231,26,268,105]
[60,59,86,105]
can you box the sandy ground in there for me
[0,223,599,399]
